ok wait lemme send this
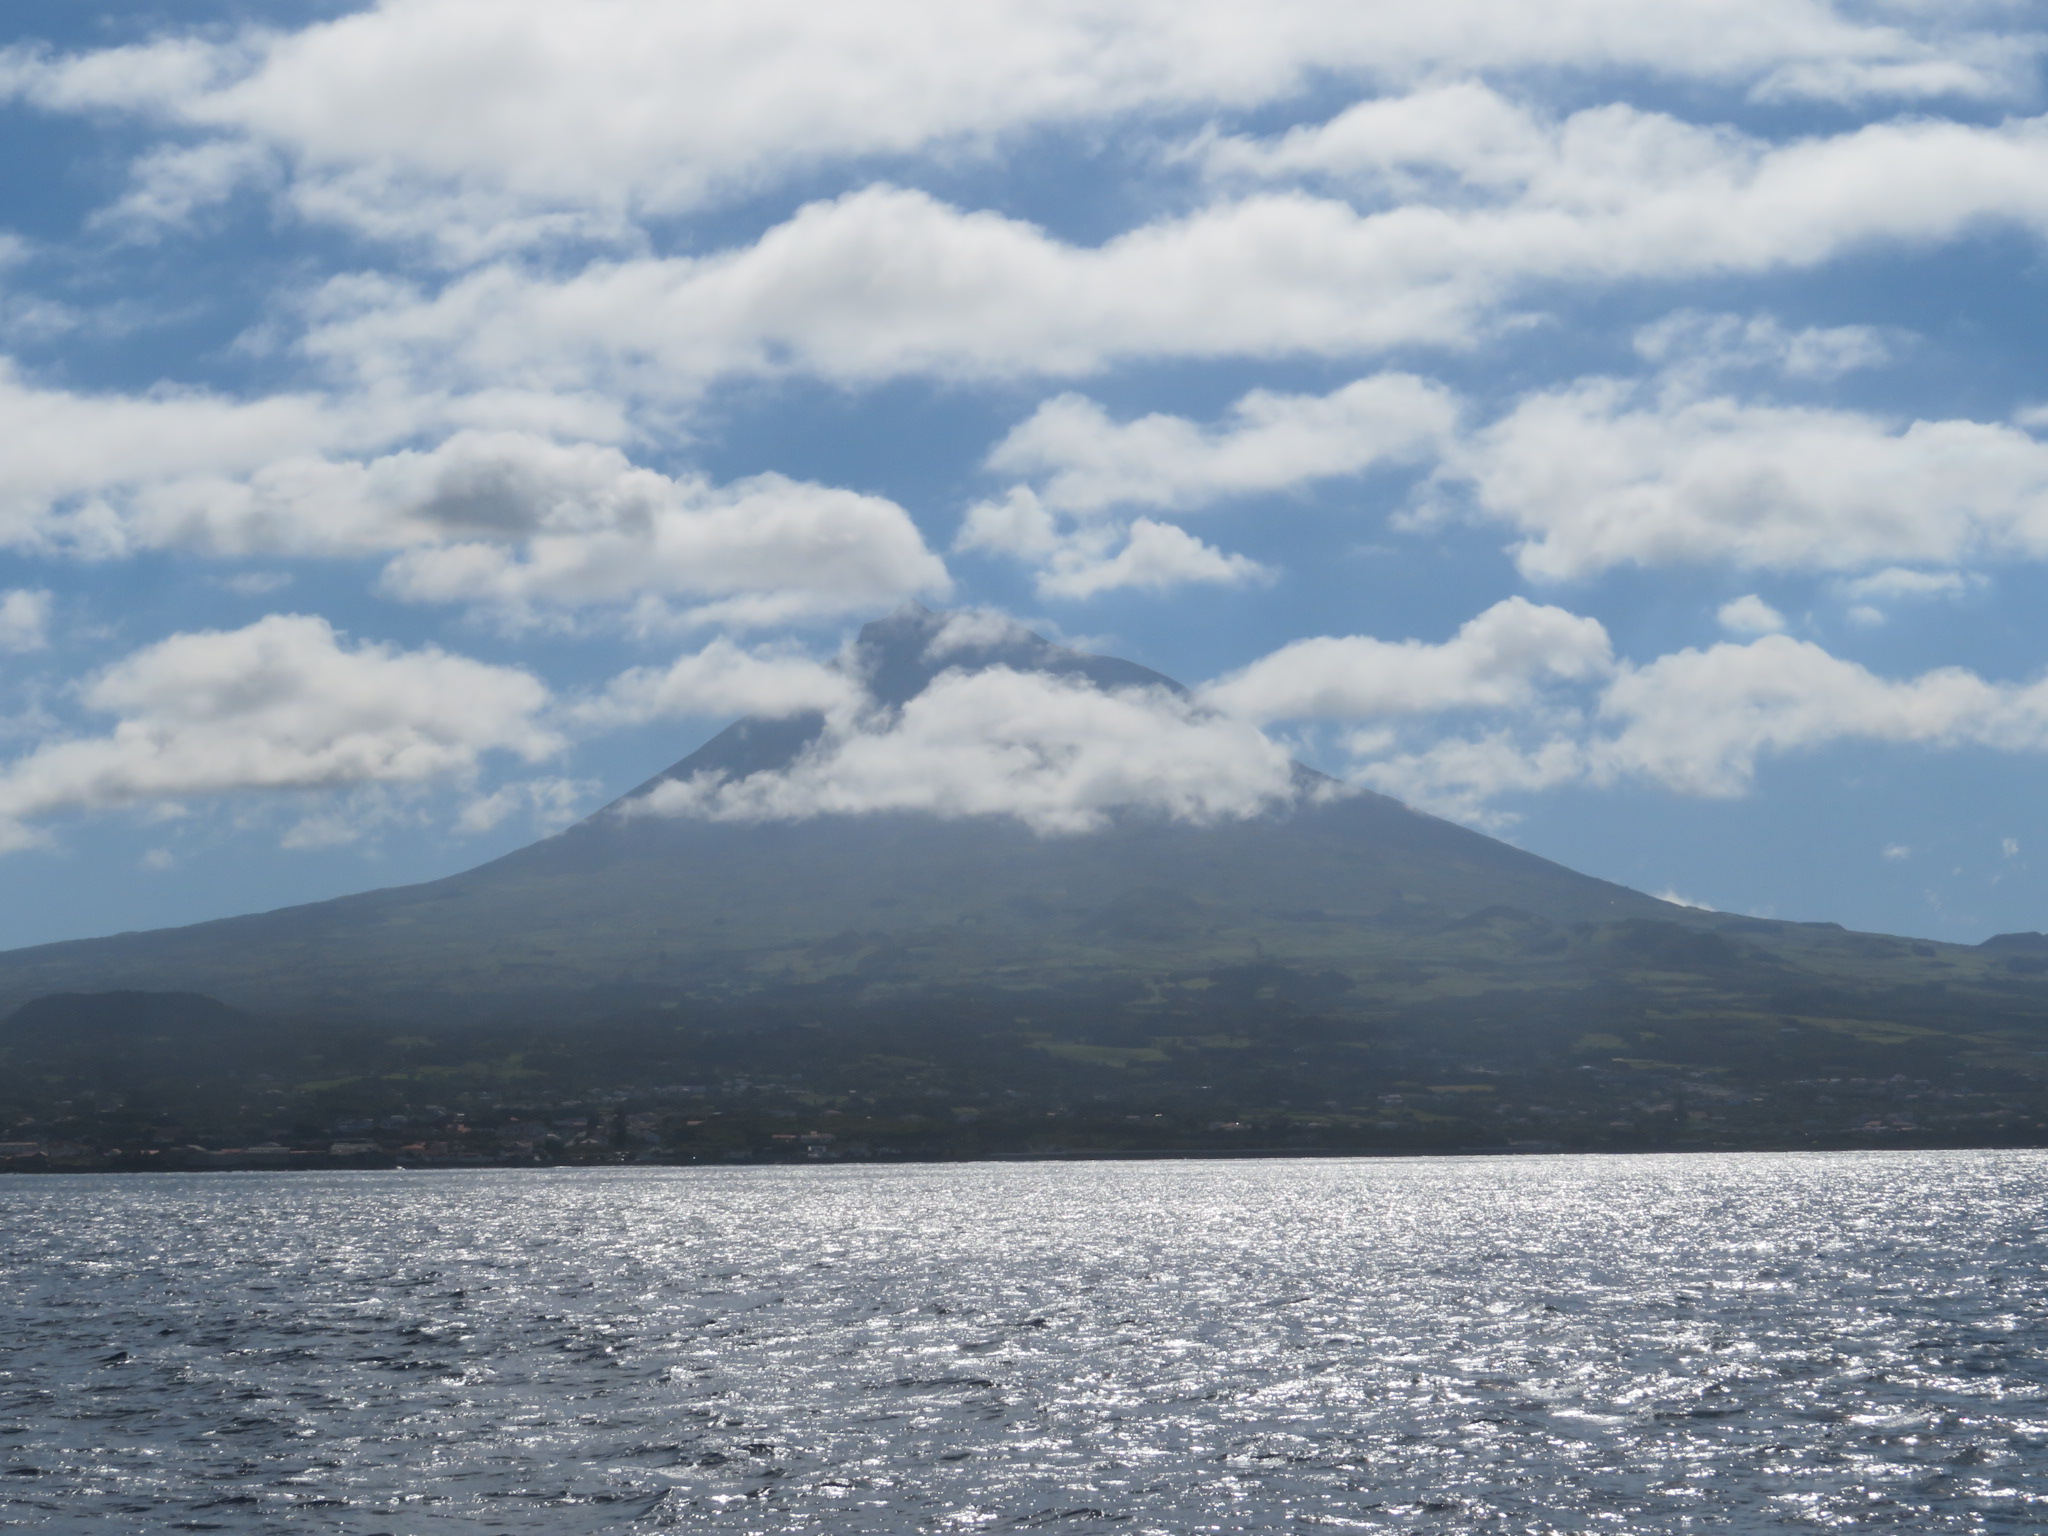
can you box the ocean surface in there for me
[3,1153,2047,1534]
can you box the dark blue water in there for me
[3,1152,2047,1533]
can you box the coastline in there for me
[8,1133,2047,1174]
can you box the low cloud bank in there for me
[632,664,1304,835]
[617,600,2048,834]
[17,600,2048,853]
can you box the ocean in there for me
[3,1152,2045,1532]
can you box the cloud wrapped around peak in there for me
[606,599,2048,836]
[633,665,1303,835]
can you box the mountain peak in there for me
[852,605,1181,710]
[617,608,1185,801]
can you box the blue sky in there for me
[3,0,2048,946]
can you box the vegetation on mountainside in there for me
[7,609,2048,1167]
[8,917,2048,1166]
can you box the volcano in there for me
[11,608,2048,1161]
[0,606,1690,1022]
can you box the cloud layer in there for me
[259,91,2048,416]
[9,0,2014,253]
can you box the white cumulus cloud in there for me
[956,489,1266,600]
[1033,518,1268,602]
[1632,310,1894,383]
[0,362,360,555]
[1204,598,1614,723]
[0,367,949,623]
[1444,376,2048,579]
[1838,567,1978,601]
[1380,636,2048,815]
[1203,609,2048,820]
[959,377,1453,597]
[1717,594,1786,635]
[987,374,1457,516]
[576,638,860,728]
[0,588,51,652]
[369,435,952,626]
[1593,635,2048,795]
[0,613,558,851]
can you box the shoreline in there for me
[6,1135,2046,1174]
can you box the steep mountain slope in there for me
[0,607,1680,1021]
